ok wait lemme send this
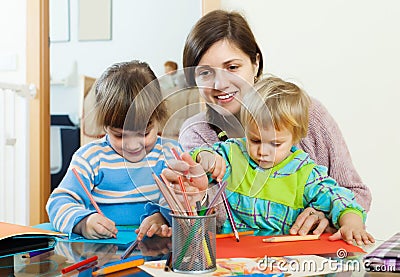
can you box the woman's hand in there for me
[72,213,118,239]
[289,207,334,236]
[162,152,208,207]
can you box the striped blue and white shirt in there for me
[46,135,182,236]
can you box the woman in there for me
[174,10,371,235]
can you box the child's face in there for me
[106,123,158,163]
[245,122,293,169]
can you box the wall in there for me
[221,0,400,240]
[0,1,26,83]
[50,0,202,119]
[1,0,398,239]
[0,0,29,225]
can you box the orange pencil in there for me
[262,234,320,243]
[216,230,254,239]
[72,168,116,238]
[72,168,104,216]
[92,257,144,276]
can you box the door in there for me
[27,0,50,225]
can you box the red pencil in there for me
[61,255,98,274]
[170,147,193,215]
[72,168,104,216]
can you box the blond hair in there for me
[241,76,310,144]
[95,60,167,132]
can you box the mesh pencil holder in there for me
[171,213,217,274]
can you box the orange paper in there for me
[216,233,365,258]
[0,221,66,240]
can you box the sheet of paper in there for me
[0,221,67,240]
[34,223,137,245]
[140,255,354,276]
[216,233,365,259]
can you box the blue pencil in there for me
[22,247,54,258]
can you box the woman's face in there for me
[195,39,259,116]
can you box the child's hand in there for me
[135,212,171,241]
[197,151,226,182]
[328,213,375,245]
[73,213,118,239]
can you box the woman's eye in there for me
[199,69,215,79]
[195,67,215,83]
[228,65,239,71]
[199,70,211,76]
[272,143,281,147]
[250,139,260,143]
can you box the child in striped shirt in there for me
[192,76,375,245]
[46,60,181,240]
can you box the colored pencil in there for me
[22,248,54,258]
[61,261,98,277]
[61,255,98,274]
[175,181,228,268]
[153,173,186,216]
[170,147,189,175]
[169,147,193,215]
[220,183,239,242]
[72,168,116,239]
[72,168,104,216]
[107,255,143,266]
[120,239,139,260]
[92,257,144,276]
[205,181,228,215]
[160,173,188,215]
[216,230,255,239]
[262,234,320,243]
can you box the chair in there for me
[80,75,105,146]
[50,115,80,191]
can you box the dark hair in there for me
[183,10,263,86]
[95,60,167,131]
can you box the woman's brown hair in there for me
[183,10,263,86]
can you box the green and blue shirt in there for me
[193,138,365,235]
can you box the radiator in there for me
[0,82,36,224]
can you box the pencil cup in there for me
[171,213,217,273]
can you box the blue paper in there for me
[34,223,137,245]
